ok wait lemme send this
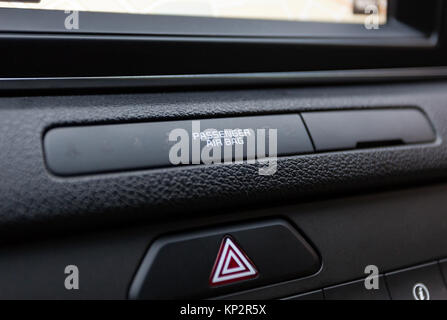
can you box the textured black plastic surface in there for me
[302,109,435,151]
[0,226,152,299]
[129,220,320,299]
[223,183,447,299]
[0,81,446,237]
[283,290,324,300]
[323,277,390,300]
[1,183,447,299]
[43,114,313,176]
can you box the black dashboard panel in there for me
[1,0,447,304]
[1,182,447,299]
[1,81,447,239]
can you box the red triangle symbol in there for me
[209,236,258,286]
[228,257,239,269]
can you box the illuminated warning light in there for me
[209,236,258,286]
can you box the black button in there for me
[301,109,435,152]
[324,276,390,300]
[129,220,321,299]
[44,114,314,176]
[385,263,447,300]
[284,290,324,300]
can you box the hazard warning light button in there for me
[129,219,321,299]
[129,220,320,299]
[209,236,258,286]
